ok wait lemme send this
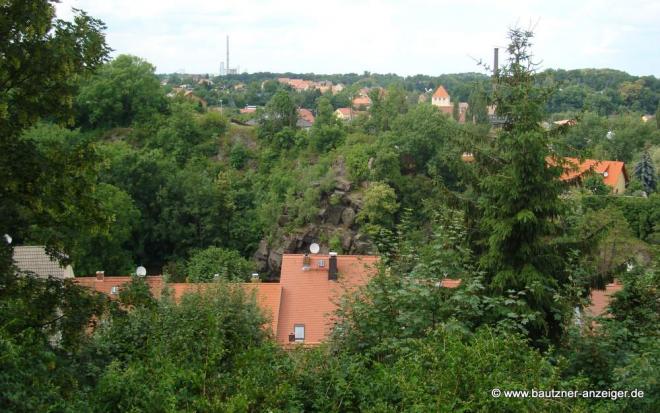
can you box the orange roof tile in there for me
[276,254,378,346]
[556,157,628,188]
[74,276,164,299]
[297,108,315,123]
[433,85,450,99]
[586,281,623,317]
[352,95,372,108]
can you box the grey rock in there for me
[341,207,356,227]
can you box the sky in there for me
[55,0,660,77]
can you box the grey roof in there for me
[12,246,74,279]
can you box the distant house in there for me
[431,85,469,123]
[641,114,655,123]
[335,107,354,121]
[13,246,74,279]
[431,85,451,108]
[331,84,345,94]
[557,157,629,194]
[239,105,258,114]
[297,108,315,129]
[168,88,207,110]
[586,280,623,318]
[553,119,577,127]
[352,94,372,110]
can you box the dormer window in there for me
[318,259,325,268]
[294,324,305,342]
[110,286,120,295]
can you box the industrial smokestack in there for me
[493,47,499,78]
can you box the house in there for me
[586,280,623,318]
[335,107,354,121]
[275,253,377,345]
[553,119,577,127]
[352,94,372,110]
[239,105,258,114]
[12,246,74,279]
[431,85,451,108]
[75,271,163,297]
[331,84,345,94]
[297,108,315,129]
[76,253,461,346]
[431,85,469,123]
[557,157,629,194]
[168,88,207,110]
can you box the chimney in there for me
[493,48,499,79]
[96,271,104,281]
[328,252,338,281]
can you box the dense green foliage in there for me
[1,4,658,410]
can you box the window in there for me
[318,259,325,268]
[110,286,120,295]
[294,324,305,342]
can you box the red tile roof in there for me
[586,280,623,317]
[297,108,315,124]
[433,85,450,99]
[74,255,462,347]
[276,254,378,346]
[74,275,165,298]
[352,95,372,108]
[556,157,628,188]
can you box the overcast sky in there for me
[55,0,660,77]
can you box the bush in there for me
[186,247,253,282]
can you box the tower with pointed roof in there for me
[431,85,451,107]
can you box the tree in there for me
[475,28,569,343]
[186,247,253,282]
[467,82,490,124]
[633,149,657,194]
[76,54,167,128]
[260,90,297,134]
[1,1,109,268]
[309,96,345,152]
[452,100,460,121]
[356,182,399,229]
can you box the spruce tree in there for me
[633,149,657,194]
[475,28,568,343]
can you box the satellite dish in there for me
[3,234,11,244]
[310,243,320,254]
[136,266,147,277]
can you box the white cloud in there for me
[55,0,660,76]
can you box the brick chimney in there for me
[328,252,338,281]
[96,271,104,281]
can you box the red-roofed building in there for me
[352,94,372,110]
[586,280,623,318]
[297,108,315,128]
[276,254,377,346]
[557,157,629,194]
[432,85,450,107]
[74,271,165,298]
[75,254,462,347]
[334,107,354,121]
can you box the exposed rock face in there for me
[253,166,375,278]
